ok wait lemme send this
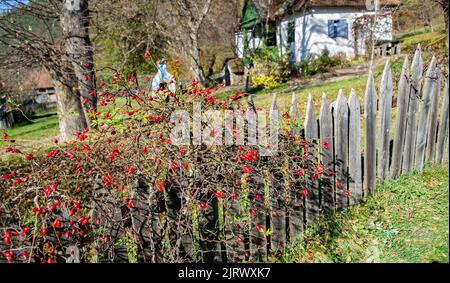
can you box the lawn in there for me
[279,164,449,263]
[0,108,58,150]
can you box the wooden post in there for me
[269,94,286,253]
[415,56,437,172]
[377,60,393,181]
[91,177,128,263]
[290,93,301,137]
[364,72,377,196]
[436,78,449,165]
[224,169,246,262]
[130,175,153,262]
[348,90,363,204]
[288,93,305,239]
[304,94,320,224]
[333,90,349,210]
[425,69,441,164]
[130,175,165,263]
[247,95,267,262]
[396,42,402,55]
[319,94,335,215]
[402,46,423,173]
[198,191,223,263]
[165,167,196,262]
[382,44,387,57]
[390,55,409,179]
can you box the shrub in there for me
[249,45,291,89]
[297,48,343,77]
[0,51,331,263]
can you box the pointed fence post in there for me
[402,46,423,173]
[304,94,320,224]
[436,78,449,165]
[288,93,305,239]
[348,90,363,204]
[246,94,267,262]
[364,72,377,196]
[377,60,393,181]
[425,68,441,164]
[333,90,349,210]
[390,55,410,179]
[415,56,437,172]
[269,94,286,253]
[319,94,335,215]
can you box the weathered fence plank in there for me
[290,93,301,136]
[390,56,410,179]
[319,94,335,215]
[348,90,363,204]
[304,94,320,223]
[45,191,74,263]
[247,167,267,262]
[130,174,161,262]
[364,72,377,196]
[436,78,449,165]
[333,90,349,210]
[288,93,305,240]
[269,95,286,253]
[425,69,441,164]
[197,190,223,263]
[224,175,246,262]
[246,95,267,262]
[377,60,393,181]
[402,46,423,173]
[415,56,437,172]
[165,167,196,262]
[130,175,152,262]
[91,177,128,263]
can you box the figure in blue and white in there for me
[151,59,176,92]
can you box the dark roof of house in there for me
[240,0,400,23]
[21,70,54,91]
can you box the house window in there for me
[287,21,295,44]
[328,19,348,39]
[264,22,277,47]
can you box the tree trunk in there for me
[445,13,449,49]
[61,0,97,125]
[189,32,207,86]
[51,73,88,142]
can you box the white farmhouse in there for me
[234,0,400,62]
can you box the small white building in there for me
[235,0,399,62]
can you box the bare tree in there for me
[0,0,95,140]
[61,0,97,124]
[433,0,449,48]
[162,0,213,86]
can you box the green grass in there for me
[394,23,446,41]
[278,165,449,263]
[0,109,59,148]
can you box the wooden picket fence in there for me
[1,47,448,263]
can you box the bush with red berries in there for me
[0,66,332,263]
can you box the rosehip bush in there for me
[0,62,333,263]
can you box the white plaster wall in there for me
[278,7,393,61]
[234,31,263,58]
